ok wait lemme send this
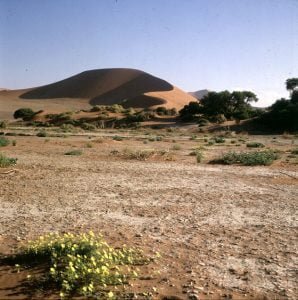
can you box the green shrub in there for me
[112,135,123,141]
[0,137,10,147]
[214,136,225,143]
[10,232,149,298]
[80,123,96,131]
[171,144,181,151]
[211,150,279,166]
[64,149,82,156]
[197,118,209,127]
[36,130,48,137]
[0,120,7,129]
[189,149,204,163]
[13,108,36,121]
[109,104,124,113]
[246,142,265,148]
[89,105,102,112]
[60,124,76,132]
[123,149,155,160]
[0,153,17,167]
[196,151,203,163]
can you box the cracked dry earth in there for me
[0,136,297,299]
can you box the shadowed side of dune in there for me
[89,72,171,107]
[122,95,166,108]
[20,69,173,104]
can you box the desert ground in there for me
[0,126,297,299]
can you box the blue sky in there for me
[0,0,297,106]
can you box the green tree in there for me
[13,108,36,121]
[286,78,298,96]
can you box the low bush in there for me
[122,149,156,160]
[36,130,48,137]
[171,144,182,151]
[80,123,96,131]
[0,120,7,129]
[64,150,82,156]
[13,108,36,121]
[291,148,298,155]
[0,153,17,167]
[155,107,177,116]
[214,136,225,143]
[211,150,279,166]
[190,149,203,163]
[112,135,123,141]
[197,118,209,127]
[246,142,265,148]
[110,148,174,161]
[9,232,150,298]
[0,137,10,147]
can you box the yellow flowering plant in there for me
[12,231,150,298]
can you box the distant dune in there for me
[189,89,209,100]
[0,68,196,119]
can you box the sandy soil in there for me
[0,131,297,299]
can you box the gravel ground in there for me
[0,135,297,299]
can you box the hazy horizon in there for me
[0,0,297,107]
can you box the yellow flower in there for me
[107,291,114,298]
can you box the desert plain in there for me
[0,126,297,300]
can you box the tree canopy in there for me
[286,78,298,94]
[179,90,258,122]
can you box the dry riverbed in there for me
[0,131,297,299]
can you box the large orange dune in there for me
[0,68,196,119]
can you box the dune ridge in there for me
[0,68,196,119]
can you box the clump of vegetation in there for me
[246,142,265,148]
[0,153,17,167]
[64,150,82,156]
[291,148,298,155]
[122,149,156,160]
[10,231,151,298]
[211,150,279,166]
[171,144,182,151]
[179,91,260,122]
[60,124,76,133]
[0,136,10,147]
[13,108,37,121]
[0,120,7,129]
[36,130,48,137]
[80,123,96,131]
[197,118,209,127]
[112,135,123,141]
[190,149,203,163]
[213,136,225,143]
[111,148,173,161]
[155,107,177,116]
[256,78,298,131]
[12,140,17,146]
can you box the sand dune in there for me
[0,68,196,119]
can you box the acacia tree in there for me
[286,78,298,96]
[199,90,258,119]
